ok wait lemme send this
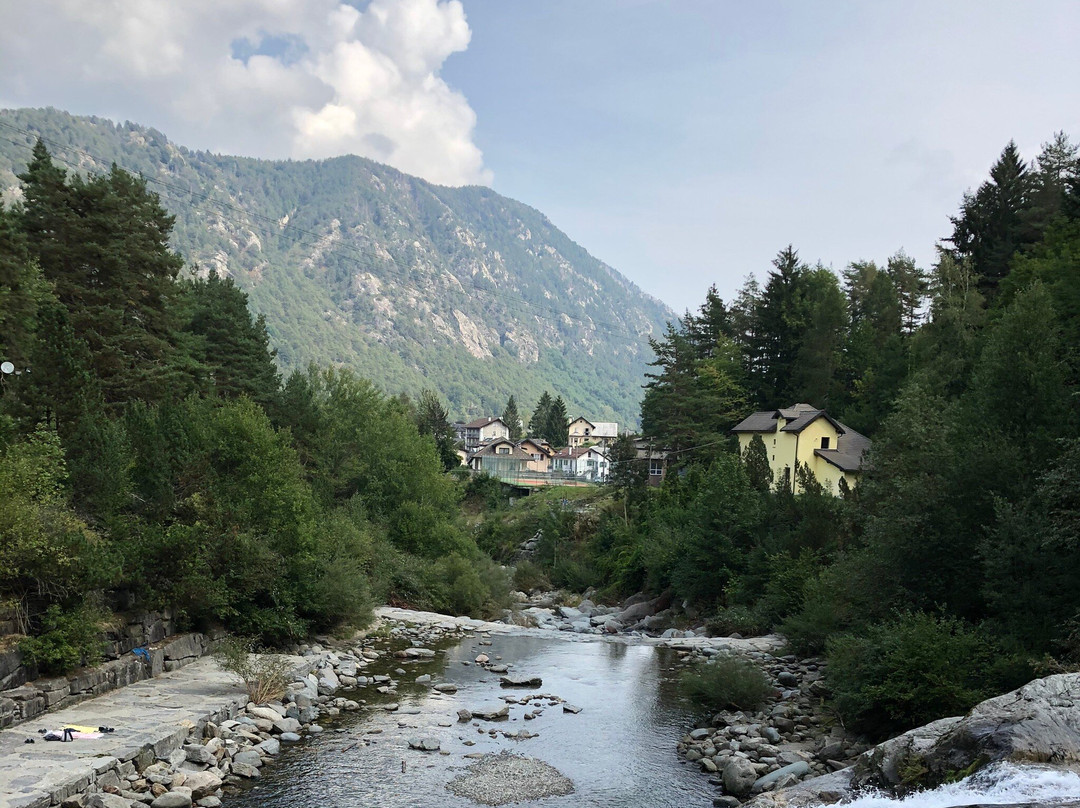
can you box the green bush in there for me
[679,653,774,712]
[826,611,1031,739]
[20,602,109,675]
[512,560,550,593]
[705,605,767,637]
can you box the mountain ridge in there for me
[0,107,673,424]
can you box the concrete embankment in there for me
[0,654,309,807]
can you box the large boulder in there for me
[723,757,759,797]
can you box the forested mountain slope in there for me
[0,108,671,422]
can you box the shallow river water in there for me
[227,632,716,808]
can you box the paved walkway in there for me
[0,655,309,808]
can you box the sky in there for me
[0,0,1078,314]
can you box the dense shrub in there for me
[679,654,774,712]
[826,611,1030,739]
[20,602,109,675]
[512,560,551,593]
[705,605,767,638]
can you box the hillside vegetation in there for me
[0,141,510,673]
[492,133,1080,740]
[0,107,672,424]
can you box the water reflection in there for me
[226,634,715,808]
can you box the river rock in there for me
[232,750,262,767]
[231,762,261,779]
[246,706,282,723]
[151,793,193,808]
[257,738,281,755]
[435,683,458,693]
[562,704,582,714]
[753,761,809,792]
[408,736,441,751]
[273,717,301,734]
[85,796,131,808]
[500,675,542,688]
[457,709,473,722]
[472,704,510,720]
[723,757,759,797]
[919,672,1080,781]
[182,771,223,800]
[280,731,302,742]
[184,744,213,765]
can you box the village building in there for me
[517,438,555,473]
[466,437,533,477]
[551,446,610,482]
[567,417,619,449]
[731,403,871,495]
[462,416,510,450]
[632,438,670,486]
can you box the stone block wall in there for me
[0,612,221,729]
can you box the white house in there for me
[551,446,610,482]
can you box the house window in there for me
[649,459,663,476]
[821,437,830,449]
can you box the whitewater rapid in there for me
[830,762,1080,808]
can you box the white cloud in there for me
[0,0,491,186]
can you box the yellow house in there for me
[731,403,871,495]
[568,417,619,449]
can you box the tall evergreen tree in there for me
[753,246,809,404]
[948,141,1037,301]
[501,395,523,441]
[18,143,200,407]
[183,270,280,409]
[529,391,553,438]
[415,388,459,471]
[545,396,569,447]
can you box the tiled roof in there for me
[471,440,532,460]
[815,424,872,472]
[780,410,845,434]
[731,411,780,432]
[465,416,505,429]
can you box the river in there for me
[226,632,717,807]
[223,626,1080,808]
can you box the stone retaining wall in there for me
[0,627,220,730]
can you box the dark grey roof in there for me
[814,423,872,472]
[780,410,846,434]
[731,411,781,432]
[778,403,818,419]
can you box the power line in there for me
[0,118,660,345]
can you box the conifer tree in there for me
[502,395,523,441]
[183,270,281,409]
[529,391,553,438]
[416,388,459,470]
[18,143,200,407]
[742,434,773,492]
[545,396,569,447]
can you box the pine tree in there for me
[183,270,281,409]
[502,395,523,441]
[885,251,928,335]
[742,434,772,492]
[752,246,809,404]
[18,144,200,407]
[545,396,569,447]
[416,388,459,470]
[529,391,553,438]
[948,141,1038,301]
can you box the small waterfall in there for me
[831,763,1080,808]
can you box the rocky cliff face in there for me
[0,108,673,422]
